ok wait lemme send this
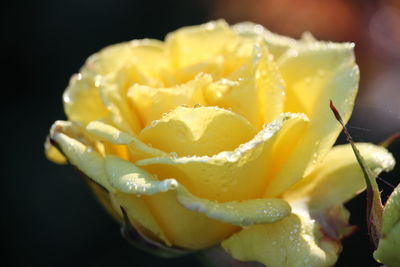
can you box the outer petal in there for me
[165,20,236,73]
[85,39,169,84]
[233,22,321,62]
[137,113,308,202]
[106,156,291,249]
[221,213,337,267]
[284,143,395,211]
[139,106,257,157]
[234,22,360,197]
[44,137,67,164]
[232,21,296,61]
[87,39,169,134]
[176,186,291,226]
[374,185,400,266]
[64,39,167,130]
[112,191,172,246]
[47,121,114,192]
[143,191,238,249]
[86,120,166,160]
[63,72,109,125]
[264,41,359,197]
[48,122,174,246]
[105,156,178,195]
[106,156,291,227]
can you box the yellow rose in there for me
[45,20,395,266]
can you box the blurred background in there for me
[2,0,399,266]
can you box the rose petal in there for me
[63,72,109,125]
[99,70,142,134]
[177,186,291,226]
[86,120,166,159]
[65,39,167,131]
[113,191,172,246]
[105,156,290,226]
[283,143,395,211]
[233,22,319,62]
[165,20,236,73]
[105,156,292,248]
[143,191,239,249]
[49,122,173,245]
[263,40,359,197]
[88,39,169,134]
[221,212,338,267]
[127,74,211,127]
[85,39,168,83]
[44,137,67,164]
[139,106,257,157]
[136,113,308,202]
[102,157,235,249]
[48,122,114,192]
[204,42,285,127]
[105,156,178,195]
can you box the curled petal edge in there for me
[86,120,167,157]
[136,112,308,166]
[106,156,291,227]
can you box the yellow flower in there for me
[45,20,395,266]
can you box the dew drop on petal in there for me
[169,152,178,158]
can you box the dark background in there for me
[2,0,399,266]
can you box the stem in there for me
[330,100,383,248]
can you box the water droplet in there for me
[253,24,264,34]
[311,152,318,165]
[169,152,178,158]
[287,49,299,58]
[94,75,102,87]
[63,95,71,103]
[150,120,159,127]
